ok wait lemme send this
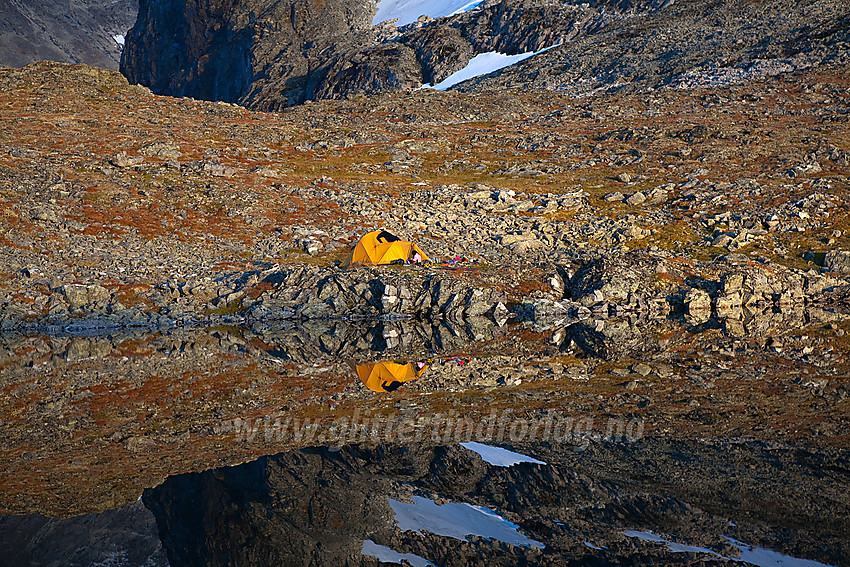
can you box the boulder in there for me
[824,251,850,274]
[684,288,711,313]
[61,284,110,309]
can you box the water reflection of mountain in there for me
[0,499,167,567]
[139,440,848,566]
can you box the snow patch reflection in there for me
[361,539,435,566]
[625,530,836,567]
[459,441,546,467]
[390,495,544,549]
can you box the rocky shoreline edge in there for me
[4,251,849,337]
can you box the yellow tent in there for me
[355,360,429,392]
[342,230,428,268]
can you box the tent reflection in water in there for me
[355,360,429,392]
[342,229,429,268]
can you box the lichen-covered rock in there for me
[61,284,110,309]
[824,251,850,274]
[569,252,683,308]
[684,288,711,313]
[715,294,742,318]
[245,265,508,323]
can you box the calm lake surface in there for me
[0,312,848,566]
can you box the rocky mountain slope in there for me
[460,0,850,96]
[0,0,137,70]
[121,0,850,108]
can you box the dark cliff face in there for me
[120,0,253,101]
[0,500,167,567]
[120,0,377,104]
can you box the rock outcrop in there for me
[121,0,379,106]
[245,264,508,324]
[0,0,137,70]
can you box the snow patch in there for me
[389,495,544,548]
[361,540,435,566]
[423,45,558,90]
[460,441,547,467]
[724,536,836,567]
[625,531,723,557]
[584,541,608,550]
[112,34,125,46]
[374,0,483,27]
[625,531,836,567]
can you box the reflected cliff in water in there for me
[142,441,847,566]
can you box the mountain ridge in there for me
[456,0,850,96]
[0,0,137,70]
[119,0,850,108]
